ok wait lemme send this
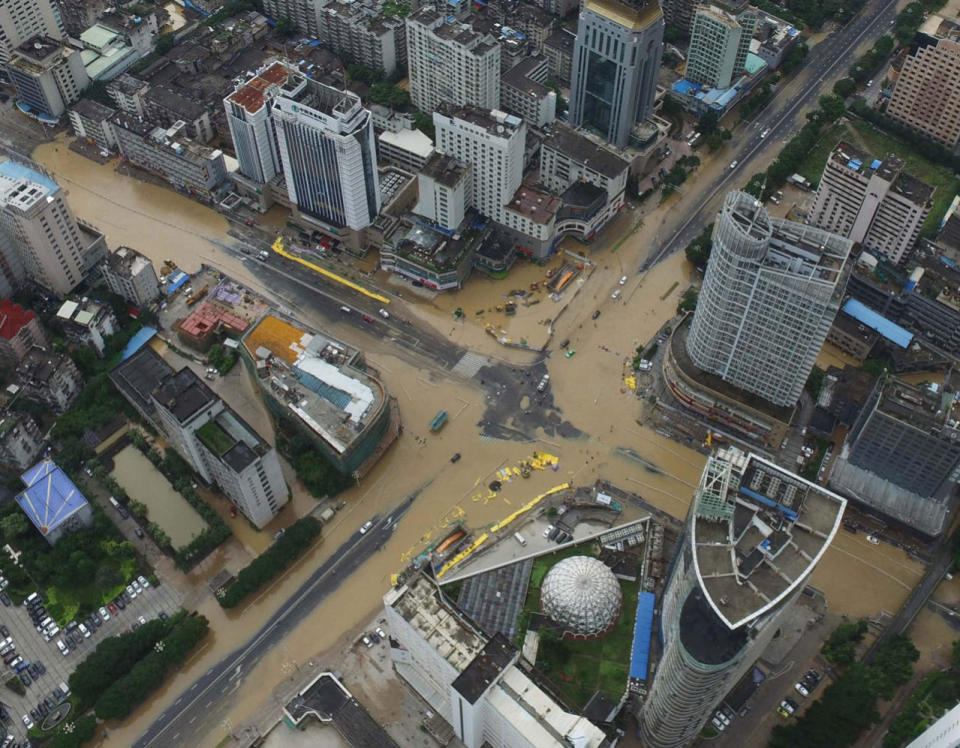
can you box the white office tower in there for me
[0,0,63,64]
[433,104,524,223]
[406,7,500,114]
[224,63,293,184]
[0,160,86,295]
[273,78,381,231]
[687,191,854,408]
[686,6,757,90]
[637,448,846,747]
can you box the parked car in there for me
[19,671,30,686]
[99,606,110,621]
[125,585,137,600]
[56,640,68,656]
[779,698,796,715]
[0,592,10,606]
[795,681,809,697]
[107,603,118,616]
[138,616,147,626]
[592,310,601,320]
[21,714,33,730]
[0,626,8,638]
[543,525,554,538]
[866,534,880,545]
[77,623,90,639]
[138,575,150,589]
[369,631,380,644]
[619,275,627,285]
[361,635,373,648]
[375,626,386,639]
[611,289,622,299]
[114,597,125,610]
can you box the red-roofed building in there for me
[177,301,250,351]
[0,300,47,366]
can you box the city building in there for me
[106,72,148,117]
[887,28,960,149]
[405,8,500,114]
[568,0,664,148]
[369,104,417,134]
[15,459,93,545]
[273,77,381,232]
[0,298,47,366]
[15,347,84,413]
[379,213,490,289]
[224,62,291,185]
[500,56,556,128]
[415,152,473,232]
[55,0,108,38]
[317,0,405,78]
[543,28,575,85]
[0,159,105,295]
[112,116,227,202]
[110,347,289,528]
[826,297,913,362]
[906,699,960,748]
[0,230,24,297]
[145,85,215,144]
[7,35,89,119]
[829,377,960,537]
[241,314,398,479]
[68,98,117,152]
[750,9,801,70]
[378,128,434,173]
[659,0,695,33]
[0,410,44,470]
[685,191,854,408]
[434,104,524,223]
[530,0,578,18]
[56,297,119,357]
[262,0,317,36]
[76,23,140,81]
[384,569,608,748]
[540,555,622,636]
[637,448,846,747]
[0,0,62,65]
[686,6,757,90]
[809,142,933,265]
[100,245,160,307]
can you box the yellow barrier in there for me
[489,482,569,533]
[436,533,489,578]
[271,236,390,303]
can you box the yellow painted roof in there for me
[586,0,662,31]
[244,315,308,365]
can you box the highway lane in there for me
[133,500,413,747]
[644,0,901,270]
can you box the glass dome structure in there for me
[540,555,622,636]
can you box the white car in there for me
[543,525,554,538]
[729,160,739,170]
[760,128,771,138]
[138,616,147,626]
[795,682,810,697]
[866,534,880,545]
[78,623,90,638]
[132,580,142,594]
[611,289,622,299]
[619,275,627,285]
[21,714,33,730]
[126,584,137,599]
[715,710,731,726]
[361,635,373,648]
[359,520,374,535]
[57,639,69,656]
[99,606,110,621]
[637,359,653,372]
[376,626,386,639]
[711,716,726,731]
[378,308,390,319]
[138,575,150,589]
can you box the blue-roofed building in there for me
[841,298,913,349]
[15,459,93,545]
[120,326,157,361]
[630,591,656,683]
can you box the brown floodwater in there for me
[32,140,931,746]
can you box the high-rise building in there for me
[687,191,854,408]
[829,377,960,537]
[568,0,664,148]
[261,0,316,37]
[6,35,89,118]
[809,141,933,265]
[0,159,96,295]
[224,63,292,185]
[0,0,63,65]
[405,8,500,114]
[887,33,960,149]
[415,152,472,232]
[433,104,524,223]
[110,347,289,528]
[273,77,381,231]
[686,6,757,90]
[637,448,846,747]
[317,0,406,78]
[660,0,696,34]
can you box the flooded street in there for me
[29,139,933,746]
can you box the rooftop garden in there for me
[196,419,235,456]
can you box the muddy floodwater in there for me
[28,141,935,747]
[111,445,208,548]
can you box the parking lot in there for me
[0,580,184,743]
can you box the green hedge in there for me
[94,614,209,720]
[219,517,322,608]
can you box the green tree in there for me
[744,173,767,199]
[833,77,857,98]
[94,564,123,590]
[821,619,867,665]
[698,110,720,136]
[0,513,28,540]
[156,32,175,55]
[275,16,295,37]
[780,41,810,74]
[414,111,435,140]
[677,288,698,314]
[818,94,846,122]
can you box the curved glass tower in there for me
[686,191,854,408]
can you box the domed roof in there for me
[541,555,622,636]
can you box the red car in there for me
[362,314,374,323]
[107,603,118,616]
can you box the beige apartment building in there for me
[887,33,960,148]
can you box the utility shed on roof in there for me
[842,298,914,349]
[15,459,94,545]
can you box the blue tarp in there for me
[16,460,89,536]
[672,79,700,95]
[630,592,656,680]
[165,270,189,295]
[842,298,913,349]
[870,159,882,170]
[739,486,798,522]
[120,326,157,361]
[0,160,58,193]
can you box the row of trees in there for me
[205,343,238,375]
[782,0,865,29]
[661,156,702,196]
[276,420,352,500]
[770,632,919,747]
[95,614,210,720]
[848,35,895,83]
[219,516,322,608]
[683,223,714,270]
